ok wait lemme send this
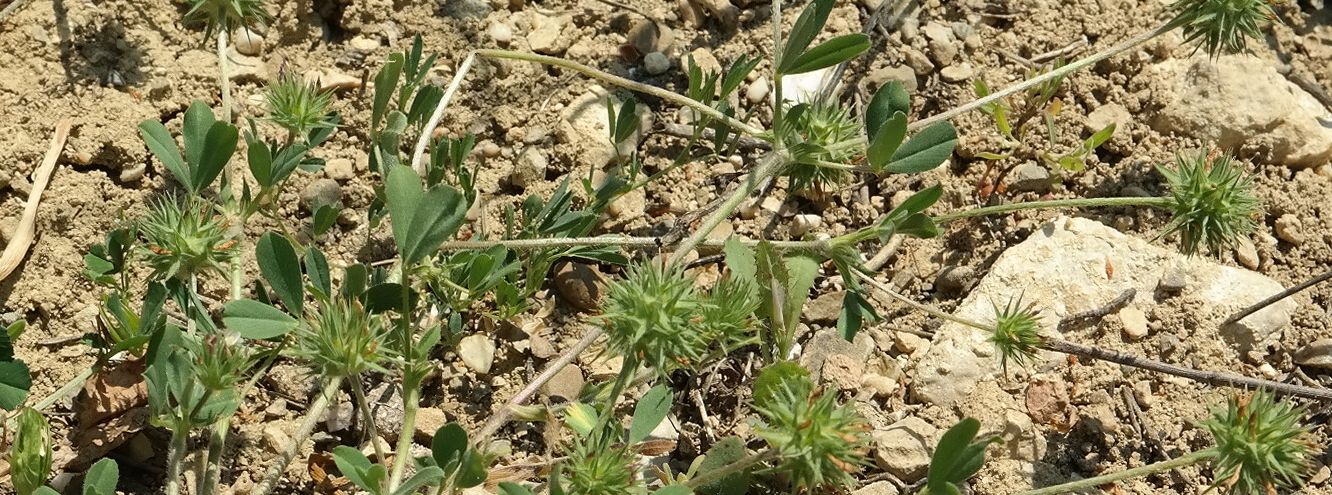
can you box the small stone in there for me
[1118,307,1149,340]
[320,71,361,92]
[441,0,493,19]
[553,262,607,312]
[929,39,958,66]
[530,334,556,359]
[325,158,355,181]
[542,365,584,402]
[627,21,674,56]
[488,23,513,46]
[1009,162,1050,192]
[790,214,822,238]
[1274,214,1305,246]
[1086,103,1131,134]
[414,407,448,441]
[872,417,937,482]
[349,36,380,51]
[263,424,292,453]
[746,77,770,105]
[1233,237,1259,269]
[939,64,973,83]
[264,398,288,419]
[527,15,570,55]
[1158,267,1188,294]
[125,433,156,463]
[894,331,928,355]
[480,141,501,158]
[821,354,864,391]
[934,265,975,296]
[684,47,721,75]
[805,291,844,324]
[1295,339,1332,369]
[234,27,264,56]
[300,179,343,212]
[510,147,547,189]
[325,398,354,433]
[118,163,146,183]
[458,335,497,374]
[643,52,670,75]
[862,374,898,399]
[853,481,900,495]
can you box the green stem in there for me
[199,419,229,495]
[218,29,233,123]
[770,0,783,137]
[667,153,789,267]
[684,448,779,490]
[252,375,345,495]
[350,375,387,463]
[1018,449,1215,495]
[431,236,830,253]
[910,20,1176,132]
[475,49,766,138]
[933,197,1174,225]
[387,374,423,491]
[590,357,638,436]
[164,425,191,495]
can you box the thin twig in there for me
[657,122,771,151]
[1029,37,1088,65]
[412,52,477,175]
[2,119,71,281]
[0,0,31,27]
[473,328,604,446]
[1223,267,1332,326]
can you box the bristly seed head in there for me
[294,299,390,378]
[1157,150,1260,256]
[185,0,271,38]
[266,73,337,140]
[753,366,869,491]
[1168,0,1280,57]
[784,99,861,193]
[990,296,1042,374]
[602,261,713,372]
[1203,390,1314,495]
[139,197,236,281]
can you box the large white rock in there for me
[1146,54,1332,168]
[912,217,1295,408]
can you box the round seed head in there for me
[266,73,337,139]
[784,99,861,192]
[189,332,254,391]
[1202,390,1314,495]
[753,368,870,491]
[602,261,712,372]
[139,197,236,281]
[1157,150,1260,255]
[294,299,390,378]
[989,296,1042,373]
[562,435,643,495]
[185,0,270,38]
[1168,0,1279,57]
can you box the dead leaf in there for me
[74,359,149,427]
[308,452,351,495]
[64,406,150,470]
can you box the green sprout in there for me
[602,261,712,372]
[184,0,270,37]
[139,197,237,281]
[1157,150,1260,255]
[989,296,1042,373]
[753,365,869,491]
[1203,390,1314,495]
[1168,0,1278,57]
[266,73,337,141]
[10,408,53,495]
[293,299,391,379]
[188,332,254,392]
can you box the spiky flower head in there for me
[139,197,236,281]
[602,261,713,372]
[753,364,869,491]
[266,73,337,140]
[187,332,255,392]
[561,433,645,495]
[784,99,861,193]
[1202,390,1314,494]
[294,299,390,378]
[990,296,1042,374]
[1168,0,1279,57]
[185,0,270,38]
[1157,150,1260,255]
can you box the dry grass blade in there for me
[1,118,72,281]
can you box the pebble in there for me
[488,23,513,45]
[934,265,975,296]
[542,365,584,402]
[263,424,292,453]
[1158,267,1188,294]
[853,481,900,495]
[821,354,864,392]
[319,71,361,92]
[862,374,898,399]
[480,141,501,158]
[1274,214,1304,246]
[325,158,355,181]
[746,77,770,105]
[510,147,547,189]
[1118,307,1149,340]
[530,334,556,359]
[872,417,937,482]
[414,407,449,441]
[790,214,822,238]
[1009,162,1050,192]
[118,163,146,183]
[867,65,918,92]
[458,335,497,374]
[527,15,569,55]
[939,63,973,83]
[299,179,343,212]
[325,398,354,432]
[234,27,264,56]
[643,52,670,75]
[553,262,607,312]
[893,331,928,355]
[1295,338,1332,369]
[1233,237,1259,269]
[685,47,721,75]
[349,35,380,51]
[805,291,844,324]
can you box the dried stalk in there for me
[2,119,72,281]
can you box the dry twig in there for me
[1,119,72,281]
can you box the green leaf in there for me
[751,361,808,410]
[867,111,907,170]
[866,81,910,137]
[0,322,15,361]
[784,255,820,333]
[784,34,870,75]
[138,120,188,191]
[836,290,878,341]
[256,233,304,314]
[221,300,298,340]
[884,122,957,174]
[695,437,750,495]
[612,98,639,145]
[341,264,368,302]
[498,482,535,495]
[385,165,423,258]
[455,449,488,488]
[245,135,274,187]
[332,445,386,495]
[722,237,757,284]
[35,488,61,495]
[628,384,672,444]
[655,486,693,495]
[312,204,339,236]
[926,418,999,494]
[402,185,467,266]
[194,122,239,192]
[894,184,943,215]
[431,423,468,471]
[364,283,415,314]
[778,0,835,74]
[82,458,120,495]
[390,466,444,495]
[373,59,403,134]
[564,402,598,437]
[305,247,331,301]
[896,214,939,239]
[182,101,216,171]
[0,360,32,410]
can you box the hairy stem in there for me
[217,29,233,123]
[431,236,831,253]
[909,20,1176,132]
[164,426,191,495]
[933,196,1174,224]
[685,448,779,489]
[252,375,345,495]
[473,328,603,445]
[387,375,422,491]
[350,375,387,464]
[475,49,765,137]
[199,419,229,495]
[1018,449,1215,495]
[667,153,788,266]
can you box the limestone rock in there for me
[872,416,937,482]
[559,86,651,166]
